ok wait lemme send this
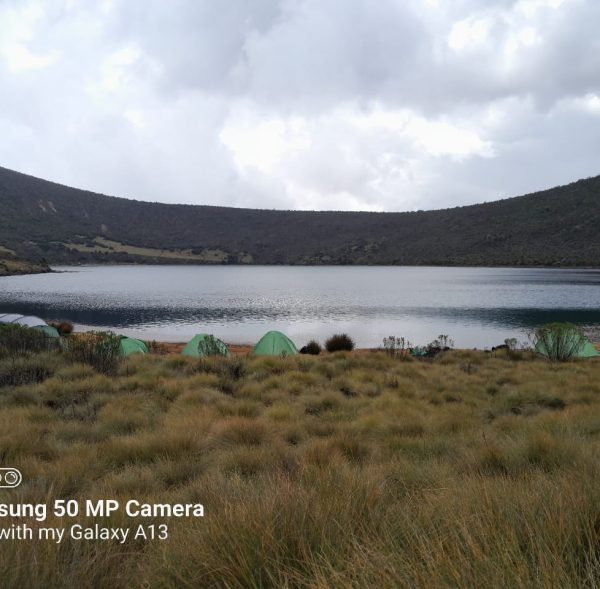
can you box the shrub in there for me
[532,323,588,362]
[417,334,455,358]
[436,334,454,349]
[0,324,56,358]
[300,340,322,355]
[489,337,523,360]
[60,322,74,335]
[49,321,74,335]
[382,335,411,358]
[197,335,228,357]
[65,331,121,374]
[325,333,355,353]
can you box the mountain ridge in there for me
[1,165,600,269]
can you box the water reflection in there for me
[1,265,599,347]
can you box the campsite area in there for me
[1,331,600,588]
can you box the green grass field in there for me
[62,237,242,263]
[0,347,600,588]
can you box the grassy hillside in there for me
[0,244,50,277]
[1,345,600,587]
[1,165,600,266]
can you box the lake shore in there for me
[147,341,390,355]
[0,258,52,277]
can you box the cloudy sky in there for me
[1,0,599,211]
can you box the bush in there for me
[533,323,588,362]
[65,332,121,374]
[382,335,411,358]
[415,334,455,358]
[197,335,228,357]
[49,321,74,335]
[300,340,322,355]
[0,324,56,358]
[325,334,355,353]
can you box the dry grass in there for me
[0,348,599,587]
[63,237,233,263]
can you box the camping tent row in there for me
[0,315,147,357]
[182,331,298,357]
[3,316,598,359]
[0,314,60,339]
[122,331,298,358]
[0,318,299,357]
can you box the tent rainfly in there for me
[253,331,298,356]
[119,336,149,357]
[535,332,599,359]
[182,334,229,357]
[0,313,60,338]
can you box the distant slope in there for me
[1,165,600,267]
[0,243,50,276]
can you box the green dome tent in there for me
[253,331,298,356]
[119,336,149,357]
[182,334,229,357]
[35,325,60,339]
[535,335,598,359]
[0,314,59,339]
[534,323,599,359]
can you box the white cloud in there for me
[218,102,495,211]
[0,0,598,211]
[220,110,310,174]
[406,118,494,159]
[448,17,492,51]
[3,43,59,72]
[516,0,567,18]
[0,2,60,72]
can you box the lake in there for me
[1,265,600,348]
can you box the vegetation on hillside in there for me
[0,244,50,276]
[0,338,599,587]
[2,165,600,267]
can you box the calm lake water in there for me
[1,265,600,348]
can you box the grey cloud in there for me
[0,0,599,211]
[110,0,284,94]
[239,0,426,110]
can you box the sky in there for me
[0,0,599,212]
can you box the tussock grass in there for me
[0,349,599,587]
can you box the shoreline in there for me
[0,260,52,277]
[5,262,600,276]
[50,262,600,270]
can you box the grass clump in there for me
[0,347,597,587]
[0,355,57,387]
[65,331,121,374]
[0,324,56,358]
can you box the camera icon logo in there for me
[0,468,22,488]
